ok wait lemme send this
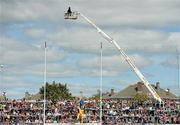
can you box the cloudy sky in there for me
[0,0,180,99]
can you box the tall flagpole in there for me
[100,42,103,125]
[43,42,47,125]
[177,49,180,96]
[0,65,4,124]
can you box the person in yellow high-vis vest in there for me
[77,107,84,123]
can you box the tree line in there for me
[39,81,73,102]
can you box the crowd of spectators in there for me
[0,99,179,124]
[0,99,44,124]
[84,99,180,124]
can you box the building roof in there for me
[103,82,177,100]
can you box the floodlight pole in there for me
[0,65,3,92]
[66,12,162,103]
[0,65,5,124]
[43,42,47,125]
[177,49,180,96]
[100,42,103,125]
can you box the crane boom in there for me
[79,13,162,103]
[64,10,162,103]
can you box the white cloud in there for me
[45,63,81,77]
[0,0,65,22]
[2,0,179,55]
[116,30,180,54]
[43,28,179,55]
[0,37,65,65]
[0,76,30,89]
[78,54,153,76]
[1,0,180,28]
[0,75,41,99]
[161,56,179,68]
[1,62,81,78]
[47,28,114,54]
[25,28,46,38]
[167,32,180,50]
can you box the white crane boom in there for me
[65,11,162,103]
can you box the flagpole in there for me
[0,65,5,124]
[43,42,47,125]
[100,42,103,125]
[177,49,180,96]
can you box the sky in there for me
[0,0,180,99]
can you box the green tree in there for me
[133,93,148,103]
[39,81,72,102]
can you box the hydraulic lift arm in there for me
[65,11,162,103]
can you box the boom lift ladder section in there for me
[64,10,162,103]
